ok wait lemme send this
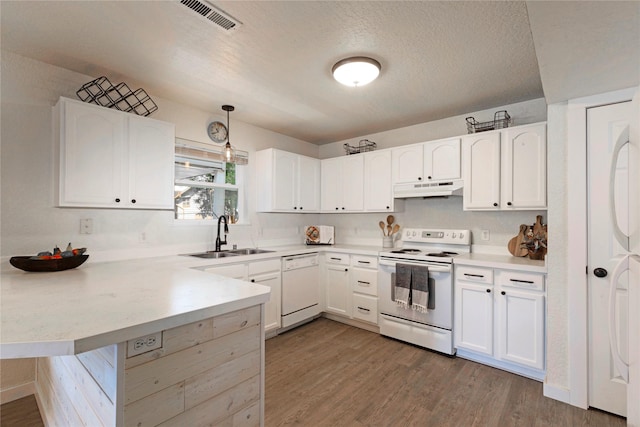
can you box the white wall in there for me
[0,51,320,260]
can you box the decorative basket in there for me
[344,139,376,155]
[466,110,511,134]
[76,76,158,117]
[10,255,89,272]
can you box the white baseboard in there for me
[0,381,36,405]
[543,382,576,406]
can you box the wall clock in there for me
[207,121,228,143]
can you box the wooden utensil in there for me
[379,221,386,236]
[387,224,393,236]
[533,215,544,237]
[391,224,400,235]
[386,215,394,225]
[507,224,529,257]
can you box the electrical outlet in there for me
[127,332,162,357]
[80,218,93,234]
[481,230,490,241]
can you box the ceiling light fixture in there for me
[222,105,236,164]
[332,57,381,87]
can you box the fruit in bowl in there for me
[10,243,89,272]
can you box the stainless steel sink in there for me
[229,248,275,255]
[187,251,240,259]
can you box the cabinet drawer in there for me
[352,294,378,324]
[351,269,378,296]
[204,264,247,280]
[496,270,545,292]
[248,259,281,276]
[455,266,493,284]
[325,253,349,265]
[350,255,378,269]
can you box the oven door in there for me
[378,258,453,330]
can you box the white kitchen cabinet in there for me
[256,148,320,212]
[349,255,378,324]
[364,149,394,212]
[204,258,282,335]
[392,138,461,185]
[454,263,546,377]
[321,155,364,212]
[55,97,175,209]
[462,123,546,210]
[324,253,351,316]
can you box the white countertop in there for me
[454,253,547,273]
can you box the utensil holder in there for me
[383,236,394,248]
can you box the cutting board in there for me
[507,224,529,257]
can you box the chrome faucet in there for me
[215,215,229,252]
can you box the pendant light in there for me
[332,57,381,87]
[222,105,236,163]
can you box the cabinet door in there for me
[462,132,501,210]
[342,155,364,211]
[297,155,320,211]
[272,150,298,210]
[502,124,547,209]
[497,287,545,370]
[251,272,281,333]
[425,138,461,181]
[128,116,175,209]
[321,158,343,211]
[454,282,494,355]
[59,100,125,207]
[325,264,350,316]
[364,150,393,211]
[392,144,424,184]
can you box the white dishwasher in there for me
[281,253,320,329]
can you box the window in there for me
[173,144,245,223]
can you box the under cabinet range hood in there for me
[393,179,464,198]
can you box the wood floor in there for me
[1,318,627,426]
[265,318,626,427]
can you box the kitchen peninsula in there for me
[0,257,270,426]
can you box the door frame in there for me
[564,87,636,408]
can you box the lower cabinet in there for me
[204,259,281,335]
[454,264,546,378]
[324,252,378,325]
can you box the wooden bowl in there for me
[9,255,89,272]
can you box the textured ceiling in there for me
[0,1,637,144]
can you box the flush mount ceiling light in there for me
[332,57,381,87]
[222,105,236,164]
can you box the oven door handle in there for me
[378,259,451,273]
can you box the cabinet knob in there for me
[335,207,339,210]
[507,202,512,206]
[300,207,303,210]
[418,177,422,181]
[294,206,297,210]
[251,279,255,282]
[344,268,348,272]
[501,291,506,295]
[486,289,491,293]
[594,268,608,278]
[115,198,121,203]
[386,206,390,209]
[131,199,136,204]
[342,207,345,210]
[493,202,498,207]
[427,176,432,180]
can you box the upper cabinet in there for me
[256,148,320,212]
[364,149,394,212]
[462,123,546,211]
[392,137,461,184]
[54,97,175,209]
[321,155,364,212]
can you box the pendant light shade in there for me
[332,57,381,87]
[222,105,236,164]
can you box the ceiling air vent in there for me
[179,0,241,31]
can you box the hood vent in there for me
[180,0,241,31]
[394,179,464,199]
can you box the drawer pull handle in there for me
[330,257,342,261]
[357,307,370,312]
[357,261,371,264]
[357,281,370,285]
[509,279,535,284]
[464,273,485,278]
[240,320,248,327]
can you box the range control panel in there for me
[402,228,471,245]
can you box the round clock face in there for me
[207,121,228,143]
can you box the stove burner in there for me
[427,251,459,257]
[390,249,421,254]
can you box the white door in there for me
[424,138,461,181]
[392,143,424,183]
[325,264,350,316]
[454,282,494,356]
[462,132,501,210]
[342,155,364,211]
[251,272,281,333]
[364,150,393,211]
[320,157,343,211]
[272,150,298,210]
[587,101,632,416]
[297,155,320,211]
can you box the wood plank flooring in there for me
[1,318,627,426]
[265,318,626,427]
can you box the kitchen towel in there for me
[411,265,429,313]
[394,263,412,308]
